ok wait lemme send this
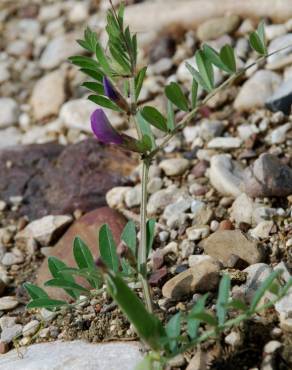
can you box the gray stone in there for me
[250,221,274,239]
[147,186,187,215]
[266,79,292,115]
[242,263,273,303]
[201,230,262,265]
[0,98,19,128]
[0,63,10,83]
[186,225,210,241]
[125,186,141,208]
[30,70,66,120]
[1,324,22,344]
[200,120,224,141]
[162,257,220,299]
[243,153,292,197]
[60,99,96,132]
[0,340,142,370]
[163,195,192,222]
[209,154,244,197]
[0,127,22,149]
[234,70,282,111]
[40,33,82,69]
[22,320,40,337]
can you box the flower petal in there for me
[103,76,119,101]
[90,109,123,144]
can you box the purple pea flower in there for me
[91,109,144,153]
[102,76,129,113]
[91,109,123,144]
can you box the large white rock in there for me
[30,70,66,120]
[234,70,281,111]
[60,99,96,132]
[0,341,142,370]
[209,154,244,197]
[40,33,82,69]
[0,98,19,128]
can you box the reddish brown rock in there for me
[35,207,126,300]
[0,139,136,220]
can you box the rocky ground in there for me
[0,0,292,369]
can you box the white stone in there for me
[207,137,242,149]
[0,296,18,311]
[0,127,22,148]
[60,99,96,132]
[209,154,244,197]
[0,63,10,83]
[147,177,162,194]
[147,186,187,215]
[0,340,142,370]
[266,122,292,144]
[265,24,287,41]
[40,33,82,69]
[186,225,210,241]
[163,196,192,221]
[188,254,213,267]
[22,320,40,337]
[30,70,65,120]
[159,158,189,176]
[125,186,141,208]
[15,215,73,247]
[1,324,22,343]
[0,98,19,128]
[267,34,292,70]
[250,221,274,239]
[106,186,131,209]
[68,2,89,23]
[234,70,282,111]
[230,193,256,225]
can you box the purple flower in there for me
[102,76,129,112]
[103,76,119,101]
[91,109,123,145]
[91,109,145,153]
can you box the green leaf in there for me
[140,135,153,152]
[27,298,67,310]
[227,299,248,312]
[250,270,282,312]
[96,42,112,75]
[136,112,155,150]
[249,32,266,56]
[69,56,101,71]
[99,224,119,272]
[73,237,101,289]
[84,27,98,52]
[105,271,166,351]
[82,82,104,95]
[80,68,104,83]
[185,62,211,93]
[191,79,198,109]
[135,356,153,370]
[257,20,266,50]
[187,294,208,339]
[47,257,78,299]
[203,44,230,73]
[167,100,175,131]
[165,82,189,112]
[190,312,217,327]
[24,283,49,300]
[135,66,147,100]
[110,45,131,74]
[140,106,168,132]
[146,219,156,257]
[121,221,137,257]
[166,312,181,339]
[44,278,89,294]
[165,312,181,352]
[88,95,121,112]
[216,274,231,326]
[220,45,236,73]
[195,50,214,92]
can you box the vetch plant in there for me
[24,3,292,368]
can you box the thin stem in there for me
[147,44,292,161]
[129,76,142,139]
[138,158,153,313]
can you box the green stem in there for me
[139,158,153,313]
[146,44,292,161]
